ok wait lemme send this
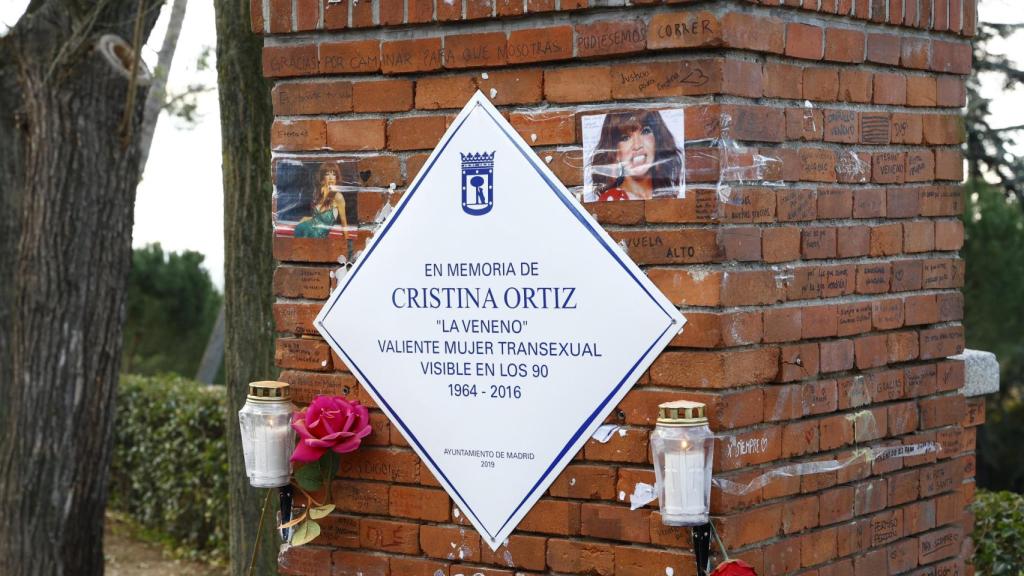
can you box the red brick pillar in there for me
[261,1,981,574]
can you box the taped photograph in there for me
[273,159,359,239]
[582,109,685,202]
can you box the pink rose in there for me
[290,396,372,463]
[710,560,757,576]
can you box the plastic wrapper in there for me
[272,157,399,266]
[630,438,942,509]
[580,109,687,201]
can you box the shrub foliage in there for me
[110,374,229,560]
[973,490,1024,576]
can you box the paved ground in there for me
[104,515,226,576]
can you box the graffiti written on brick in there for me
[875,152,906,180]
[923,261,953,288]
[818,267,851,293]
[505,39,569,60]
[908,153,931,178]
[579,24,647,53]
[825,110,857,141]
[871,514,901,545]
[861,113,891,144]
[652,16,715,42]
[725,435,770,459]
[781,190,815,220]
[920,529,961,562]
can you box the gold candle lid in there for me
[657,400,708,427]
[247,381,291,402]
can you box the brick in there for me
[353,79,413,112]
[820,487,855,526]
[805,68,840,101]
[918,526,962,564]
[250,0,264,33]
[279,546,331,576]
[867,33,901,65]
[819,340,851,373]
[389,557,448,576]
[786,23,824,60]
[545,66,611,103]
[387,116,447,151]
[763,227,802,263]
[507,26,573,64]
[647,12,720,51]
[802,527,838,567]
[546,540,614,575]
[723,12,786,53]
[764,62,804,99]
[381,37,443,74]
[764,540,802,575]
[323,0,347,29]
[651,348,780,388]
[479,535,546,570]
[268,0,291,33]
[584,427,649,463]
[718,504,783,548]
[326,118,385,151]
[360,518,420,554]
[920,326,965,359]
[421,525,480,561]
[784,495,820,534]
[445,32,508,68]
[263,45,319,78]
[581,503,650,543]
[518,500,580,535]
[825,28,865,62]
[320,40,380,74]
[932,40,972,74]
[614,546,694,576]
[840,69,874,103]
[902,37,931,69]
[273,81,353,115]
[908,76,939,107]
[874,73,908,105]
[723,59,763,98]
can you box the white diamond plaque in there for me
[315,92,685,550]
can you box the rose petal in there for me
[291,442,326,463]
[302,437,335,448]
[291,418,315,441]
[331,436,362,454]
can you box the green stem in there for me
[247,489,273,576]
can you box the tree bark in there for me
[0,1,163,574]
[138,0,189,177]
[213,0,278,574]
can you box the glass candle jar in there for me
[238,381,295,488]
[651,400,714,526]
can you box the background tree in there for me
[966,19,1024,204]
[123,243,222,377]
[964,3,1024,494]
[0,1,166,574]
[212,0,278,573]
[963,182,1024,493]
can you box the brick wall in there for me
[261,1,982,574]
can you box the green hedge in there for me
[110,374,230,560]
[973,489,1024,576]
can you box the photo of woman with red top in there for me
[583,109,685,202]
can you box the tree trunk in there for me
[138,0,189,177]
[213,0,278,574]
[0,2,163,574]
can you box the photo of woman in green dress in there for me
[294,162,351,239]
[274,159,359,242]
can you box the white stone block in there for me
[953,349,1000,397]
